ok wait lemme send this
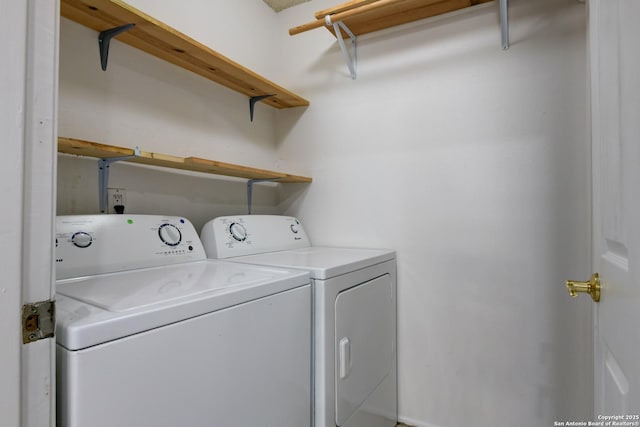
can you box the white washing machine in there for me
[200,215,397,427]
[55,215,311,427]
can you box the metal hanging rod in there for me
[289,0,403,36]
[289,0,510,80]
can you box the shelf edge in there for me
[58,137,312,184]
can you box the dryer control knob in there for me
[229,223,247,242]
[290,223,300,234]
[158,223,182,247]
[71,232,92,248]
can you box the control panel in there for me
[56,215,206,280]
[200,215,310,259]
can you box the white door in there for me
[0,1,59,426]
[589,0,640,416]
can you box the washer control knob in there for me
[158,224,182,247]
[71,232,92,248]
[229,223,247,242]
[290,222,300,234]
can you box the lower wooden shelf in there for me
[58,137,312,183]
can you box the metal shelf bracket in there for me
[249,94,276,122]
[247,178,280,214]
[499,0,509,50]
[99,23,136,71]
[325,15,357,79]
[98,147,141,213]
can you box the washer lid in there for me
[56,260,309,350]
[229,247,395,280]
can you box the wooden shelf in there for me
[290,0,493,37]
[61,0,309,110]
[58,137,312,184]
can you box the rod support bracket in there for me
[325,15,357,79]
[499,0,509,50]
[98,146,141,214]
[99,23,136,71]
[249,94,276,122]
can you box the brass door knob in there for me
[566,273,600,303]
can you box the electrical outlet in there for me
[107,188,126,214]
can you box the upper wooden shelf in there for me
[58,137,312,184]
[61,0,309,109]
[290,0,493,37]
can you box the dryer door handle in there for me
[339,337,351,379]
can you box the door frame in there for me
[0,0,30,424]
[0,1,59,426]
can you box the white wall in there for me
[275,1,592,426]
[57,0,296,230]
[57,0,593,426]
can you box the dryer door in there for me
[335,274,394,426]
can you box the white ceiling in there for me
[263,0,311,12]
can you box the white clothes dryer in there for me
[55,215,311,427]
[201,215,397,427]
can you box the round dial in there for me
[71,232,92,248]
[290,222,300,234]
[229,222,247,242]
[158,224,182,247]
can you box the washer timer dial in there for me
[158,224,182,247]
[229,222,247,242]
[71,232,92,248]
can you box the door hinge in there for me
[22,300,55,344]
